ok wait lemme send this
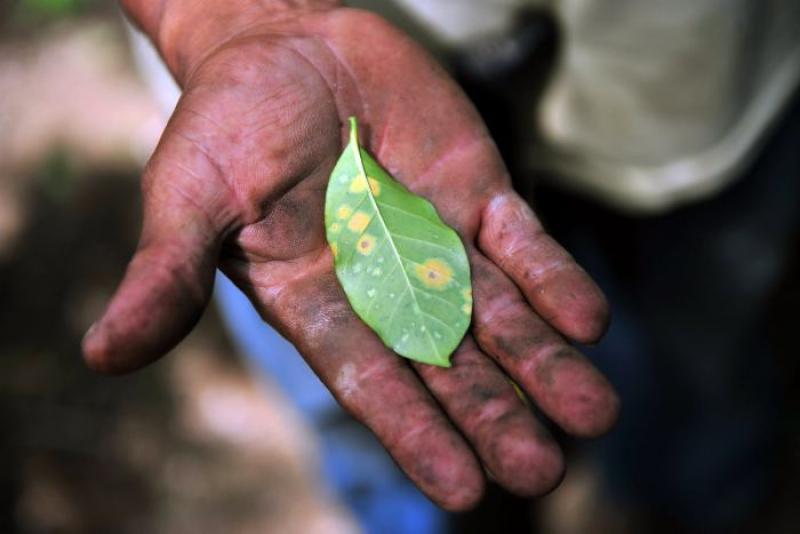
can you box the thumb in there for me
[83,131,237,374]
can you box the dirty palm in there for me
[84,8,619,509]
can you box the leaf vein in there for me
[391,232,452,252]
[378,201,437,224]
[349,129,440,359]
[416,307,459,337]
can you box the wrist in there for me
[121,0,340,84]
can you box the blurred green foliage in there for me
[35,148,80,204]
[3,0,106,33]
[20,0,100,17]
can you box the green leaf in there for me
[325,117,472,367]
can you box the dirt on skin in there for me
[3,9,800,534]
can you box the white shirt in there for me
[390,0,800,212]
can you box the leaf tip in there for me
[427,356,453,369]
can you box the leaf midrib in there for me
[348,119,441,361]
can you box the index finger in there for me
[478,191,610,344]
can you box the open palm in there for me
[85,8,619,509]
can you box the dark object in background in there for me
[453,9,560,182]
[452,484,534,534]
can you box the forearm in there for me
[120,0,340,83]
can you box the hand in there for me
[85,3,619,510]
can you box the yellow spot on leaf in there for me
[337,205,353,219]
[462,288,473,302]
[356,234,377,255]
[349,175,381,196]
[462,303,472,314]
[349,174,368,193]
[368,178,381,196]
[330,243,339,259]
[348,211,372,233]
[415,259,454,290]
[329,222,342,234]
